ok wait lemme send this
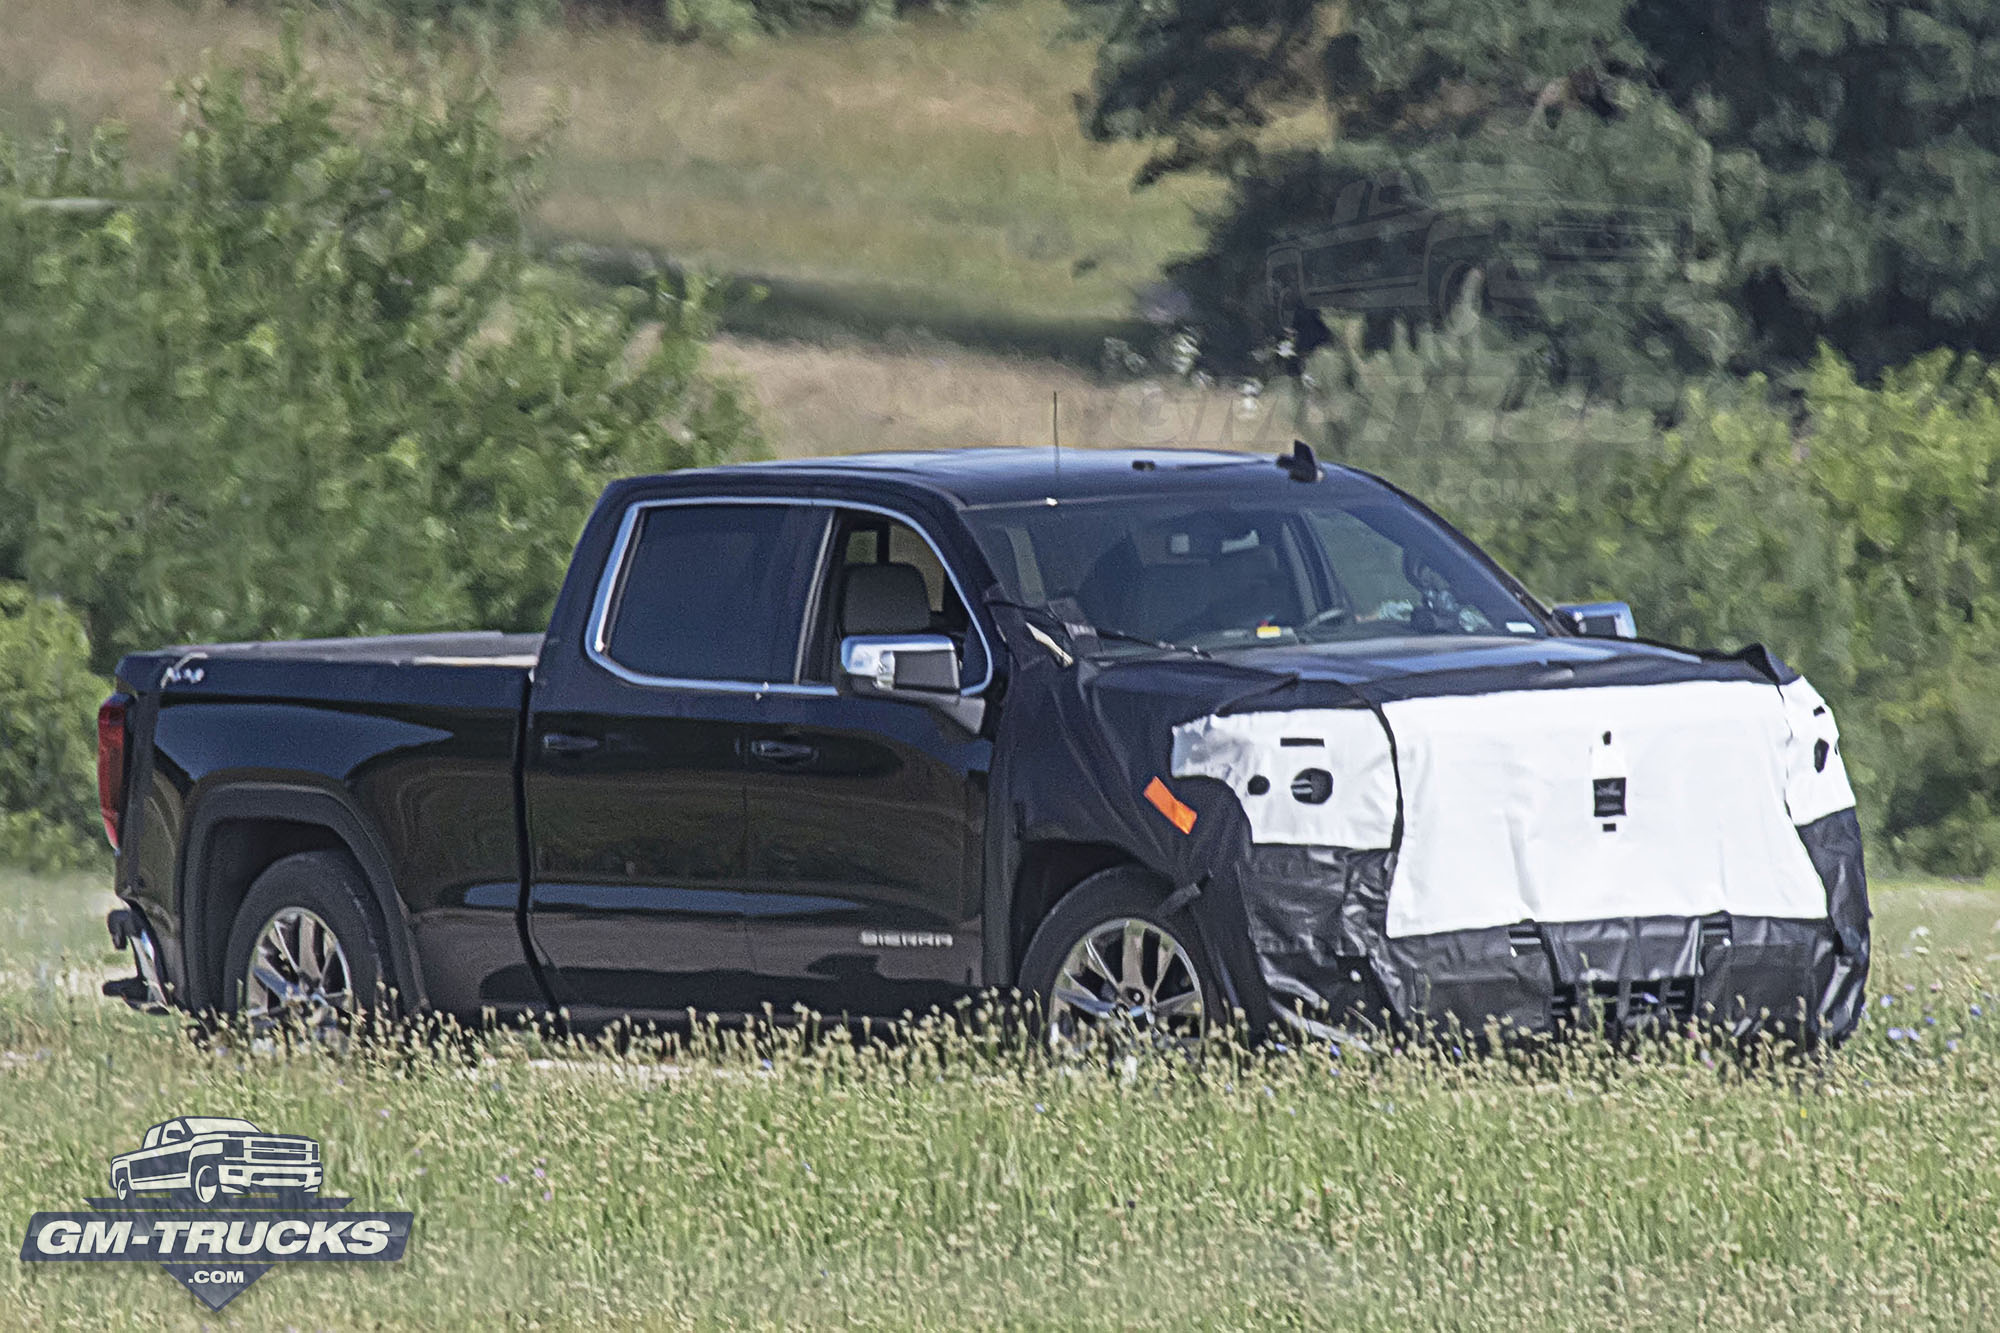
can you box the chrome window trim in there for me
[585,493,996,697]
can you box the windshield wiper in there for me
[984,598,1210,659]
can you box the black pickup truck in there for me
[98,447,1871,1045]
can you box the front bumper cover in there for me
[1244,810,1869,1043]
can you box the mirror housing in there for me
[838,635,984,731]
[1554,601,1637,639]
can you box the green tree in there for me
[1312,324,2000,872]
[0,42,759,669]
[0,585,106,870]
[1077,0,2000,386]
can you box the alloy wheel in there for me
[242,907,354,1038]
[1046,917,1206,1050]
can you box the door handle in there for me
[749,738,817,765]
[540,732,602,756]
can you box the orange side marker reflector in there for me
[1144,777,1198,835]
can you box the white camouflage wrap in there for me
[1172,677,1855,939]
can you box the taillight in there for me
[97,696,128,851]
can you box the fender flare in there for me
[179,782,429,1014]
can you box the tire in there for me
[1018,866,1226,1049]
[110,1167,130,1200]
[222,851,398,1035]
[192,1163,220,1205]
[1430,260,1485,325]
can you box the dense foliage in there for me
[0,588,104,871]
[1311,321,2000,872]
[0,46,757,666]
[0,44,758,856]
[1074,0,2000,391]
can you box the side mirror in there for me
[1554,601,1637,639]
[840,634,958,693]
[838,635,985,731]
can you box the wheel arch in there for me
[179,783,426,1014]
[1006,846,1244,1012]
[1007,841,1137,980]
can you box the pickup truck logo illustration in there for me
[21,1113,408,1312]
[108,1116,323,1204]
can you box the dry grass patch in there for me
[713,334,1281,457]
[2,0,1218,330]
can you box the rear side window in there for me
[600,504,813,684]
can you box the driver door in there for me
[738,508,992,1016]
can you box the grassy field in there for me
[0,0,1244,452]
[0,0,1217,338]
[711,334,1274,456]
[3,866,1999,1329]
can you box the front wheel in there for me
[192,1163,220,1205]
[1018,867,1224,1052]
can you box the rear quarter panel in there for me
[120,654,528,1014]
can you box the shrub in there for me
[1311,322,2000,874]
[0,586,106,871]
[0,42,760,671]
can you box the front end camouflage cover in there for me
[991,611,1869,1045]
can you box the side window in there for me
[807,512,985,687]
[599,504,815,685]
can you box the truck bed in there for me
[111,630,542,1016]
[148,630,543,668]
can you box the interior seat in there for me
[841,562,934,637]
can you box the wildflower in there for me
[1973,1005,1984,1018]
[1880,995,1894,1008]
[542,1189,553,1202]
[1033,1103,1046,1114]
[496,1173,511,1185]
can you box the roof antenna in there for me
[1049,389,1061,503]
[1276,438,1324,482]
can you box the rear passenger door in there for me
[524,498,830,1020]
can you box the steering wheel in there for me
[1303,605,1352,630]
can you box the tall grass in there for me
[2,869,1997,1329]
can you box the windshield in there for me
[964,486,1546,653]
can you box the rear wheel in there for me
[1018,867,1223,1052]
[223,851,396,1041]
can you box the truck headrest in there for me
[842,563,932,636]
